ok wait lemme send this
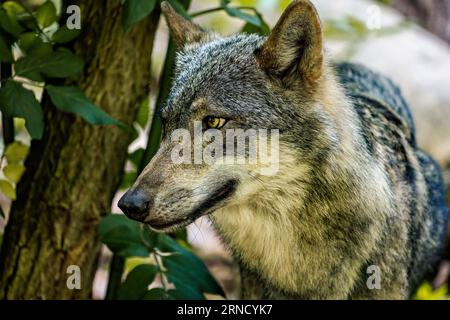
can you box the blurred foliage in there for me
[323,14,409,59]
[324,16,369,41]
[99,214,224,299]
[122,0,158,31]
[414,282,450,300]
[0,141,28,202]
[376,0,393,5]
[278,0,291,11]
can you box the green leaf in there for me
[144,288,173,300]
[225,7,261,27]
[120,170,137,189]
[122,0,157,31]
[46,85,121,126]
[413,282,450,300]
[99,214,138,238]
[0,8,24,37]
[41,50,83,77]
[102,228,150,257]
[166,0,190,19]
[18,32,41,52]
[99,214,154,257]
[0,81,44,139]
[242,21,270,35]
[0,205,4,219]
[142,224,157,249]
[129,125,139,143]
[129,148,145,168]
[15,50,83,80]
[36,1,58,28]
[14,60,45,82]
[323,16,369,41]
[120,170,138,190]
[241,10,270,36]
[51,25,81,43]
[4,142,29,162]
[136,97,150,128]
[157,235,225,299]
[346,16,368,37]
[4,163,25,183]
[28,42,52,57]
[0,179,16,200]
[278,0,291,11]
[0,32,13,62]
[167,274,205,299]
[117,264,158,299]
[3,1,25,17]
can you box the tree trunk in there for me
[393,0,450,44]
[0,1,160,299]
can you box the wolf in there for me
[118,0,449,299]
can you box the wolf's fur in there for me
[119,1,449,299]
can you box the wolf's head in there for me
[118,0,343,232]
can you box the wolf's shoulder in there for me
[334,62,416,147]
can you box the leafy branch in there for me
[0,1,123,208]
[99,214,224,299]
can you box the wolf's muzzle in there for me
[118,189,151,222]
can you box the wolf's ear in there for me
[255,0,323,87]
[161,1,211,48]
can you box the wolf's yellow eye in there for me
[204,116,227,129]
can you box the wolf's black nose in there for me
[118,189,151,222]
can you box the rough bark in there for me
[0,1,160,299]
[393,0,450,44]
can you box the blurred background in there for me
[0,0,449,300]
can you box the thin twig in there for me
[190,6,224,17]
[13,78,45,88]
[153,252,169,291]
[21,4,52,43]
[190,6,257,18]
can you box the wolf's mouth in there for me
[148,180,237,232]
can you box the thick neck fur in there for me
[211,64,395,299]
